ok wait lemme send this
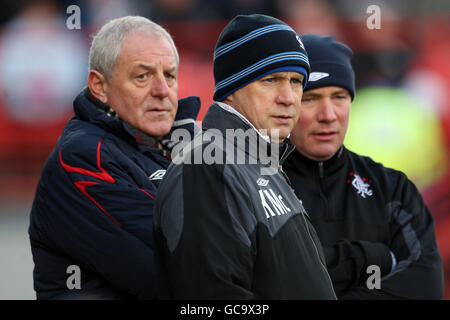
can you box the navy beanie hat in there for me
[213,14,310,102]
[301,34,355,100]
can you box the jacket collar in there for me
[213,102,271,142]
[202,102,295,165]
[73,88,201,156]
[284,145,347,177]
[74,87,125,135]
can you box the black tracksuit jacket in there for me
[153,102,337,299]
[284,146,444,299]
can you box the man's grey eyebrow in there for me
[166,66,177,73]
[132,63,153,71]
[133,63,177,72]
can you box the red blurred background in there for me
[0,0,448,299]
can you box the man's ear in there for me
[223,93,233,105]
[88,70,108,104]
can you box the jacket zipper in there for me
[279,165,292,186]
[317,162,330,219]
[279,144,292,185]
[284,161,336,298]
[300,210,337,299]
[318,161,324,178]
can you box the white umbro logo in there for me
[257,178,269,187]
[149,169,166,181]
[309,72,330,82]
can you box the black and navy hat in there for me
[213,14,310,102]
[301,34,355,100]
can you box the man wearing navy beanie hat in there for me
[205,14,311,143]
[154,17,337,299]
[213,14,310,102]
[284,34,444,299]
[301,34,355,100]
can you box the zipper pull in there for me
[318,162,324,179]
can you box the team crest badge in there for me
[346,172,373,198]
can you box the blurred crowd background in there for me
[0,0,449,299]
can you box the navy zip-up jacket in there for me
[28,88,200,299]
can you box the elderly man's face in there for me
[290,86,351,161]
[104,32,178,138]
[225,71,304,142]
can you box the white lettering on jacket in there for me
[259,189,292,219]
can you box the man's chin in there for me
[268,127,292,142]
[141,122,172,139]
[311,147,338,161]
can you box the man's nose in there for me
[317,98,337,122]
[150,73,170,98]
[276,81,297,106]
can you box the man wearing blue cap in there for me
[284,34,444,299]
[153,15,336,299]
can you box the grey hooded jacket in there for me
[153,102,337,299]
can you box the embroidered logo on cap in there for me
[309,72,330,82]
[296,34,305,50]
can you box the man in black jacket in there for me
[154,15,336,299]
[284,34,444,299]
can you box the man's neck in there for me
[215,101,273,143]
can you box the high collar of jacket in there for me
[202,102,295,164]
[73,87,200,155]
[284,145,347,178]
